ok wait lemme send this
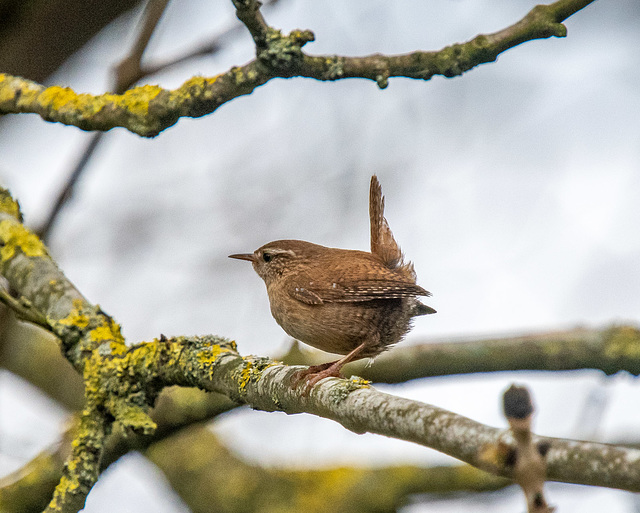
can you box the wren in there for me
[229,175,436,388]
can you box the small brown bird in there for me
[229,175,436,387]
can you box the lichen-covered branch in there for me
[0,0,595,137]
[5,316,639,422]
[0,192,125,372]
[26,325,633,492]
[47,330,637,491]
[44,410,108,513]
[0,188,151,512]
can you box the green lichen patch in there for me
[258,28,313,70]
[327,376,371,404]
[178,75,219,98]
[110,400,157,435]
[323,56,344,80]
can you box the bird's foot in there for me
[292,361,343,395]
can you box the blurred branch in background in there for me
[288,325,640,382]
[0,427,74,513]
[0,420,508,513]
[145,424,508,513]
[499,385,554,513]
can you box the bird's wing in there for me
[290,278,430,304]
[289,286,324,305]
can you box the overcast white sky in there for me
[1,0,640,511]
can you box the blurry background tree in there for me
[1,0,640,512]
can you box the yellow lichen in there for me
[58,299,90,329]
[38,85,72,107]
[0,219,47,261]
[238,362,253,391]
[110,400,156,435]
[38,83,163,119]
[37,86,101,116]
[197,344,228,361]
[90,325,114,342]
[349,376,371,388]
[0,74,16,104]
[128,341,159,365]
[181,75,219,91]
[231,67,246,84]
[196,344,236,379]
[57,475,79,494]
[0,193,22,220]
[604,326,640,359]
[105,84,163,116]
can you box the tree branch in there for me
[0,0,595,137]
[232,0,271,48]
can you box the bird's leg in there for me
[293,339,371,392]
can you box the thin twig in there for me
[35,0,171,242]
[113,0,171,94]
[0,287,51,329]
[232,0,271,47]
[36,132,104,241]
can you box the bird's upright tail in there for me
[369,175,417,280]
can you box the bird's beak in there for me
[228,253,255,262]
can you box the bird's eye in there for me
[262,252,272,263]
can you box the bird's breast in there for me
[265,280,415,356]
